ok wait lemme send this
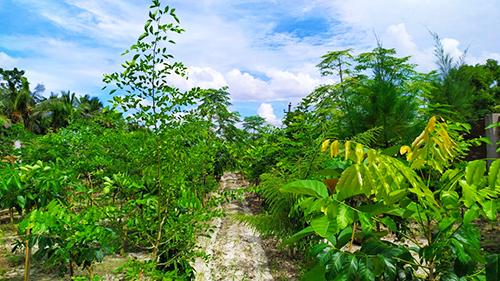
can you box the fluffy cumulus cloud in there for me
[172,67,331,103]
[257,103,282,127]
[225,69,273,101]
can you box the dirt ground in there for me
[191,171,303,281]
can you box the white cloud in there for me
[267,68,326,99]
[226,69,273,101]
[257,103,281,127]
[441,38,465,61]
[176,66,228,91]
[0,52,18,69]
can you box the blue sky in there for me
[1,0,499,126]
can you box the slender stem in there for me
[24,227,31,281]
[151,12,163,260]
[348,222,357,252]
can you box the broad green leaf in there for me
[485,122,500,129]
[441,190,459,209]
[486,254,500,281]
[17,195,26,209]
[440,190,459,210]
[95,249,104,262]
[317,168,343,177]
[337,165,363,201]
[344,254,359,281]
[337,204,353,229]
[441,273,460,281]
[381,145,399,156]
[482,200,498,220]
[489,160,500,190]
[312,215,338,238]
[358,256,375,281]
[336,227,353,249]
[301,264,327,281]
[438,217,455,231]
[280,180,328,199]
[378,255,397,281]
[325,201,339,221]
[465,160,486,186]
[460,180,478,208]
[380,217,397,232]
[358,212,373,234]
[451,239,471,264]
[138,32,149,40]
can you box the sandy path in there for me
[192,172,273,281]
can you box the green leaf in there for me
[144,19,153,31]
[460,180,479,208]
[380,217,397,232]
[486,254,500,281]
[489,160,500,190]
[95,249,104,262]
[312,215,338,238]
[441,273,460,281]
[358,256,375,281]
[301,264,327,281]
[438,217,456,231]
[465,160,486,186]
[378,255,397,281]
[441,190,459,209]
[485,122,500,130]
[317,168,343,177]
[478,136,493,145]
[381,146,399,157]
[280,180,329,199]
[281,226,315,247]
[451,239,471,264]
[138,32,149,40]
[344,254,359,281]
[337,165,363,201]
[358,212,373,234]
[483,200,498,220]
[336,227,353,249]
[17,195,26,209]
[337,204,353,229]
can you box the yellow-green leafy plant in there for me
[281,116,500,280]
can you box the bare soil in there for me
[192,172,302,281]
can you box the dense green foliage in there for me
[237,36,500,281]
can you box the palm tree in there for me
[35,91,104,132]
[0,68,45,131]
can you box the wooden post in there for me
[486,113,500,169]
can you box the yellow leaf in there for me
[400,145,411,155]
[427,116,437,133]
[330,140,339,157]
[345,141,351,160]
[367,149,377,164]
[355,143,364,164]
[321,139,330,152]
[411,130,426,148]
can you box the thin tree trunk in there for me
[24,228,31,281]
